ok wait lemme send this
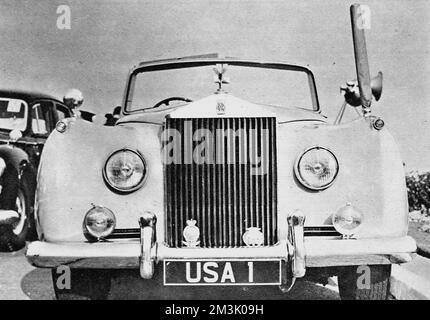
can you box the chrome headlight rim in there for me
[83,205,116,241]
[102,148,147,193]
[294,146,339,191]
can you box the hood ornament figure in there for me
[213,64,230,93]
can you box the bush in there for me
[406,171,430,212]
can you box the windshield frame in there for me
[123,58,320,114]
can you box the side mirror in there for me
[340,72,383,107]
[63,89,84,117]
[335,72,383,125]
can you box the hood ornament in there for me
[183,219,200,247]
[213,64,230,93]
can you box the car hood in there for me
[116,93,326,125]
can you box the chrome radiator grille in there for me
[164,117,278,248]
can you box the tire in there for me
[338,264,391,300]
[0,176,32,252]
[52,268,112,300]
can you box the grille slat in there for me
[270,118,277,241]
[264,117,270,245]
[241,118,248,244]
[234,118,240,247]
[226,119,232,246]
[250,118,255,229]
[164,117,277,248]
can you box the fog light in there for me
[84,205,116,240]
[332,203,363,238]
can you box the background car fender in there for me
[0,143,38,242]
[0,144,37,208]
[0,144,33,174]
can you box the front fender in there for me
[36,120,164,242]
[277,117,408,239]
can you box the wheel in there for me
[52,268,112,300]
[338,264,391,300]
[0,173,32,251]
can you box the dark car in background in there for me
[0,89,73,250]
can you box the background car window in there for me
[31,102,51,135]
[0,98,27,131]
[55,103,69,121]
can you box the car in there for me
[0,89,95,251]
[0,89,74,250]
[26,5,416,300]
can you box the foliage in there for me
[406,171,430,212]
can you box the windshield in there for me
[0,98,28,131]
[125,63,317,112]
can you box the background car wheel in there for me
[52,269,112,300]
[337,264,391,300]
[0,179,32,251]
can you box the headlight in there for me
[295,146,339,190]
[84,205,116,240]
[332,203,363,237]
[103,149,146,192]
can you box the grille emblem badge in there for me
[242,227,264,247]
[216,101,226,115]
[183,219,200,247]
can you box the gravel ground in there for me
[408,211,430,257]
[409,221,430,258]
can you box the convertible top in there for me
[135,53,311,73]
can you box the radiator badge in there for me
[242,227,264,247]
[183,219,200,247]
[216,101,226,115]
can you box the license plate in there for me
[163,259,281,286]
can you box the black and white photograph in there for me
[0,0,429,308]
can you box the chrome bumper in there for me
[27,209,416,280]
[26,235,416,269]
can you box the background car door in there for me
[27,100,55,166]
